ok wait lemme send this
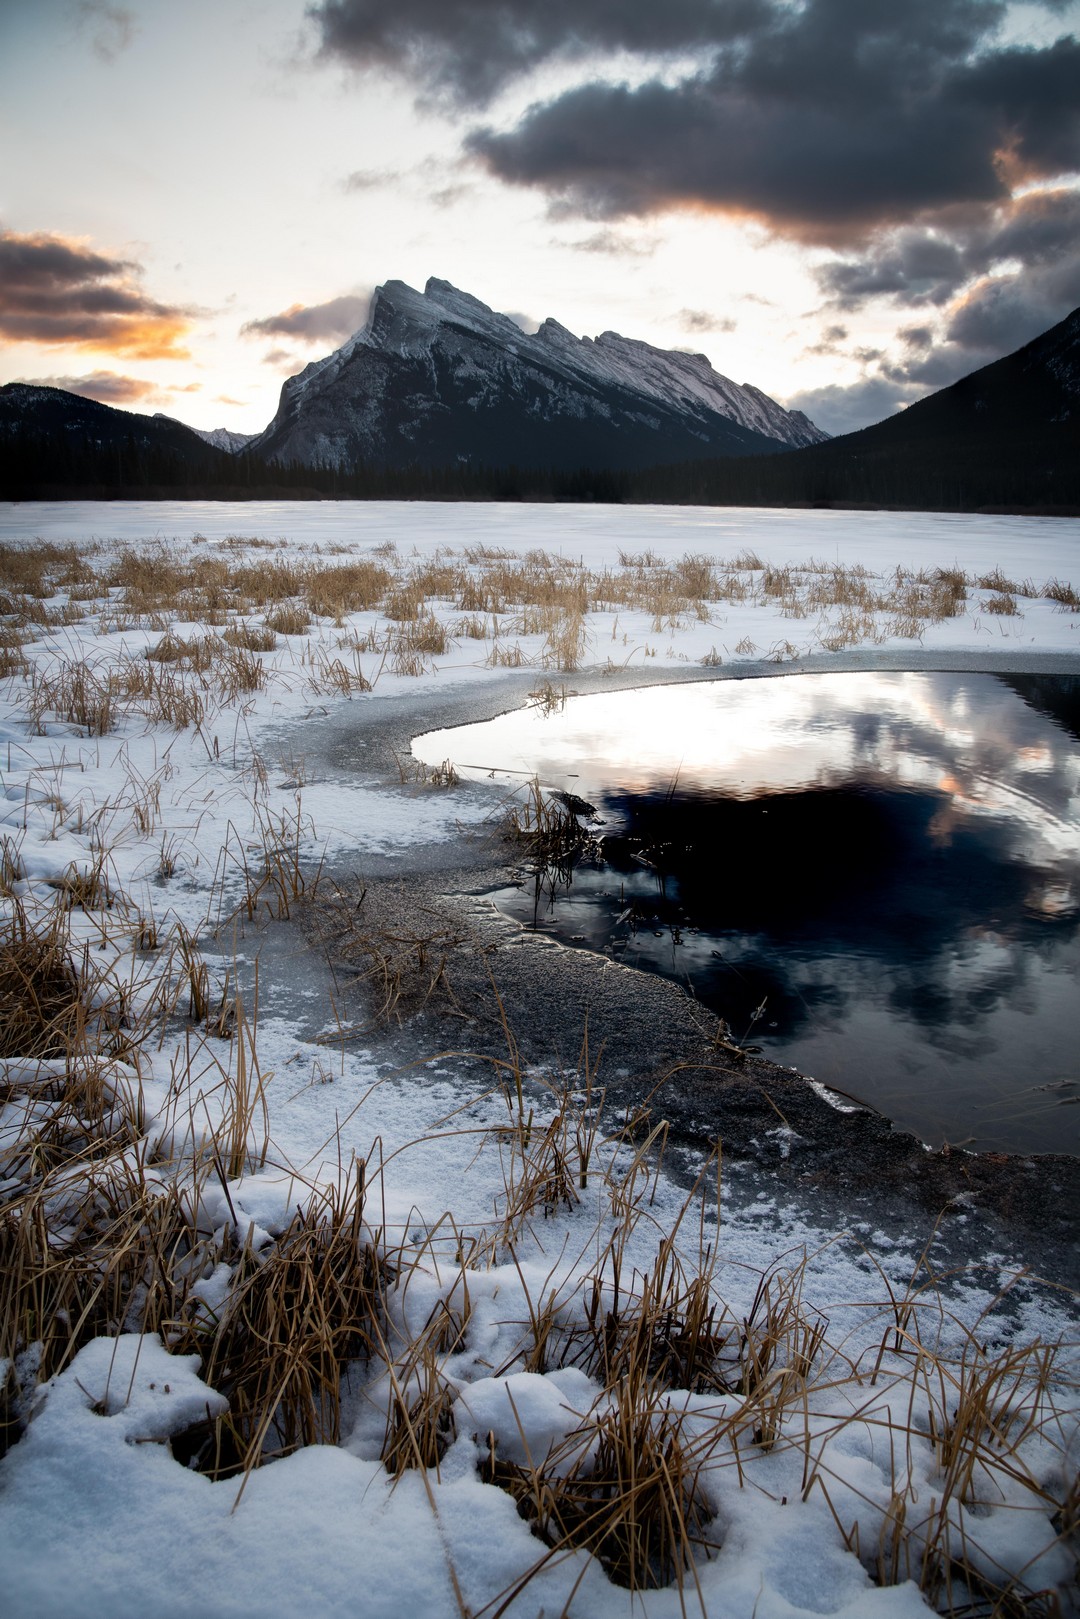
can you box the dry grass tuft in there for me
[978,568,1032,597]
[527,679,569,715]
[502,781,597,875]
[453,613,489,641]
[381,1320,458,1477]
[394,613,449,657]
[265,602,312,636]
[0,1160,199,1426]
[486,641,528,668]
[394,752,459,788]
[1044,578,1080,610]
[0,628,31,679]
[229,560,304,604]
[30,659,117,736]
[226,798,322,922]
[493,1367,718,1594]
[172,1164,380,1482]
[146,632,218,670]
[0,896,84,1059]
[305,649,373,697]
[575,1236,732,1397]
[0,836,24,895]
[224,622,277,653]
[0,543,96,599]
[48,858,112,913]
[544,612,587,672]
[305,561,391,619]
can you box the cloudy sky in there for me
[1,0,1078,436]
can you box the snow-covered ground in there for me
[3,497,1078,582]
[0,501,1077,1619]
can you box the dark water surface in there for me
[414,673,1080,1154]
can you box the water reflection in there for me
[413,673,1080,1154]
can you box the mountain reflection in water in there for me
[413,672,1080,1154]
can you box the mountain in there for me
[0,385,246,494]
[0,386,223,459]
[248,277,828,472]
[192,425,258,454]
[5,302,1073,511]
[634,306,1080,511]
[815,304,1079,455]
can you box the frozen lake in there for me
[2,496,1078,580]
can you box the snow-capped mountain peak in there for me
[191,426,257,454]
[249,277,829,471]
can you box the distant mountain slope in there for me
[825,304,1079,451]
[249,277,828,472]
[635,307,1080,511]
[0,384,254,498]
[0,385,226,464]
[191,425,257,454]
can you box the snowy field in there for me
[0,500,1078,1619]
[4,497,1079,582]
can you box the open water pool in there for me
[415,671,1080,1154]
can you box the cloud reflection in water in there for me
[414,673,1080,1153]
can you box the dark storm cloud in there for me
[20,370,160,406]
[819,189,1080,311]
[452,1,1076,245]
[565,228,656,256]
[308,0,771,107]
[959,34,1080,179]
[0,229,193,358]
[310,0,1079,442]
[815,186,1080,384]
[818,233,969,309]
[793,261,1080,436]
[0,231,134,288]
[782,376,920,437]
[341,167,402,191]
[792,187,1080,435]
[987,186,1080,268]
[788,260,1080,437]
[468,39,1080,243]
[312,1,1078,246]
[241,293,371,344]
[943,254,1080,354]
[676,309,736,333]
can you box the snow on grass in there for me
[0,502,1078,1618]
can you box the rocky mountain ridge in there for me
[248,277,828,471]
[190,425,257,454]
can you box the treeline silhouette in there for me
[4,420,1077,513]
[630,426,1080,512]
[0,425,632,504]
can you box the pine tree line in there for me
[2,421,1077,513]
